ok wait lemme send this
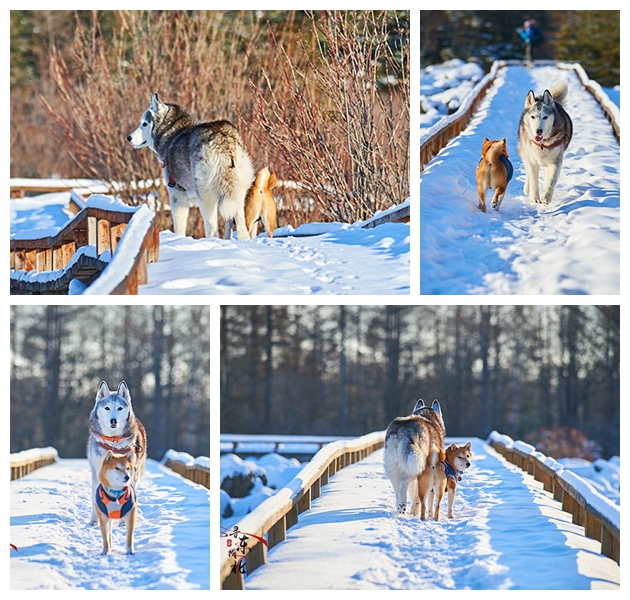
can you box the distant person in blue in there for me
[518,19,542,64]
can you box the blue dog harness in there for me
[499,153,514,183]
[95,484,135,520]
[442,460,462,482]
[477,154,513,183]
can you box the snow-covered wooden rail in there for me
[163,450,210,489]
[220,432,385,589]
[10,447,58,481]
[488,432,620,565]
[420,60,620,171]
[10,195,159,295]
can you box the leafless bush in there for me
[249,10,409,222]
[36,10,408,231]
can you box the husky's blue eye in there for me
[104,407,110,411]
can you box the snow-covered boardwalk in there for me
[242,439,619,590]
[420,64,620,295]
[10,459,210,589]
[139,223,410,295]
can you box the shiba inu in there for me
[383,399,445,514]
[87,381,146,526]
[415,441,472,520]
[476,137,513,212]
[517,80,573,205]
[245,167,278,238]
[95,451,137,554]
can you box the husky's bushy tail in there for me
[550,80,569,107]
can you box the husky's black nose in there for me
[126,135,132,142]
[110,419,117,428]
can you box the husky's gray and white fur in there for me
[127,93,254,239]
[87,381,147,525]
[384,399,445,514]
[517,80,573,205]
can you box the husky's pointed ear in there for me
[151,93,164,111]
[431,399,442,418]
[117,381,131,403]
[525,90,536,107]
[96,381,110,401]
[412,399,425,414]
[542,89,554,105]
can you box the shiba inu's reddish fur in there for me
[95,451,137,554]
[476,137,510,212]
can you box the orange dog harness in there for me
[95,484,135,520]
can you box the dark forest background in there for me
[10,305,210,460]
[420,10,620,87]
[221,305,620,459]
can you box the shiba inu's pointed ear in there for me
[412,399,425,414]
[431,399,442,418]
[465,442,472,451]
[117,381,131,404]
[525,90,536,107]
[96,381,111,401]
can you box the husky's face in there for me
[127,93,169,152]
[127,108,154,149]
[522,90,556,142]
[447,442,472,473]
[92,381,132,434]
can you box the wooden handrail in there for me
[220,432,385,589]
[163,452,210,490]
[10,447,58,481]
[10,195,159,295]
[488,432,620,565]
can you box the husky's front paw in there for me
[126,547,135,555]
[397,503,406,514]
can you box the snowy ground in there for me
[420,63,620,294]
[231,439,619,590]
[10,458,210,590]
[10,191,410,295]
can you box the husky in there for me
[95,451,138,554]
[383,399,445,514]
[475,137,513,212]
[517,81,573,205]
[127,93,254,239]
[415,441,472,520]
[245,167,278,239]
[87,381,147,527]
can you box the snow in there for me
[10,190,409,295]
[420,62,619,294]
[223,438,619,590]
[10,456,210,590]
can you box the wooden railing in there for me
[163,450,210,489]
[10,447,58,481]
[421,60,620,171]
[420,60,502,171]
[10,195,159,295]
[488,432,620,565]
[220,432,385,589]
